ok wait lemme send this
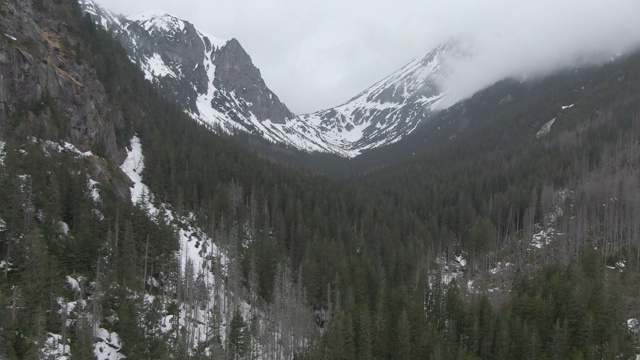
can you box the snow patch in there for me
[88,179,100,202]
[434,253,467,284]
[141,53,177,81]
[94,328,124,360]
[36,138,94,157]
[529,227,555,249]
[561,104,575,110]
[41,333,71,360]
[537,118,556,137]
[128,10,186,33]
[120,136,259,351]
[120,135,146,203]
[4,33,17,41]
[628,318,639,334]
[66,276,81,292]
[489,261,513,275]
[0,140,5,165]
[0,260,14,272]
[59,221,70,235]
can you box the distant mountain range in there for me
[80,0,471,157]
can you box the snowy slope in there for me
[298,37,473,156]
[119,136,313,357]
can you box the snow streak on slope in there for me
[119,136,314,357]
[537,118,557,137]
[119,136,259,353]
[121,136,228,275]
[0,140,6,166]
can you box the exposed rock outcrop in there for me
[0,0,125,163]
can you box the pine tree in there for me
[227,309,249,360]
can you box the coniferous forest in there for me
[2,0,640,359]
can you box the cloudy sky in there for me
[96,0,640,114]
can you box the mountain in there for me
[4,0,640,359]
[298,37,472,156]
[80,0,341,154]
[80,0,472,157]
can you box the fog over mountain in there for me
[96,0,640,113]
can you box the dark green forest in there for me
[1,0,640,359]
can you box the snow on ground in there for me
[434,253,467,284]
[26,137,94,158]
[43,139,93,157]
[80,0,122,31]
[4,33,17,41]
[128,10,186,33]
[562,104,575,110]
[94,328,125,360]
[141,53,178,81]
[88,178,100,202]
[121,136,252,350]
[529,190,566,250]
[196,28,227,50]
[121,135,228,274]
[607,260,628,272]
[40,333,71,360]
[120,136,147,203]
[52,285,125,360]
[467,279,475,292]
[0,140,5,165]
[66,276,81,293]
[59,221,70,235]
[529,227,556,250]
[537,118,556,137]
[0,260,14,272]
[0,218,6,232]
[489,261,513,275]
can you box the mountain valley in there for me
[1,0,640,359]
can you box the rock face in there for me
[0,0,125,163]
[213,38,294,125]
[80,0,471,157]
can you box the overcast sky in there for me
[96,0,640,114]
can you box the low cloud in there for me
[439,0,640,107]
[98,0,640,113]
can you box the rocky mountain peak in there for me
[81,0,304,135]
[128,10,185,33]
[293,37,475,156]
[214,39,294,124]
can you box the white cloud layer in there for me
[96,0,640,113]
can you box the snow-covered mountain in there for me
[81,0,335,153]
[299,38,472,155]
[80,0,471,157]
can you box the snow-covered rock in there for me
[94,328,125,360]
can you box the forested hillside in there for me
[1,0,640,359]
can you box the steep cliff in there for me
[0,0,125,163]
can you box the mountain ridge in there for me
[80,0,471,157]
